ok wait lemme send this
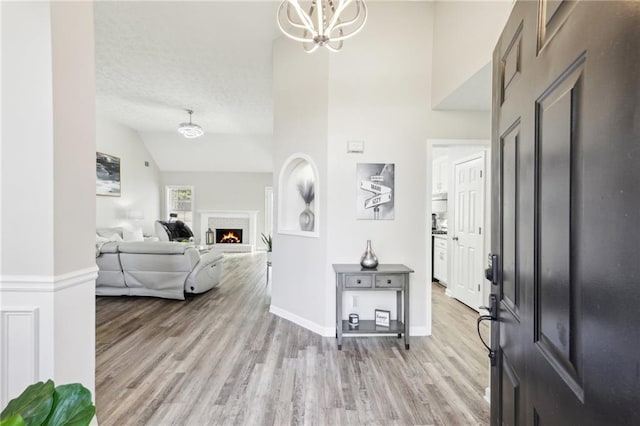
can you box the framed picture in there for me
[96,152,121,196]
[357,163,395,220]
[375,309,391,327]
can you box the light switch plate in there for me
[347,140,364,153]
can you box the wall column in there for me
[0,1,97,407]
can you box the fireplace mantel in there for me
[199,210,258,252]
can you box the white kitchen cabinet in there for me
[433,236,448,284]
[432,156,449,196]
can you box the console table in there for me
[333,264,414,350]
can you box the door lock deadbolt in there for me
[484,254,499,285]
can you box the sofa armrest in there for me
[98,241,120,254]
[185,251,224,293]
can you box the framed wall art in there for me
[375,309,391,327]
[96,152,121,196]
[356,163,395,220]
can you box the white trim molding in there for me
[0,307,39,406]
[0,267,98,292]
[270,304,334,337]
[410,326,428,336]
[0,267,97,408]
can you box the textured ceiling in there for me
[95,1,279,172]
[95,1,491,172]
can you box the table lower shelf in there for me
[340,320,405,334]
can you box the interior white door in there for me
[264,186,274,236]
[452,153,485,310]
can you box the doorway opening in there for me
[426,138,491,401]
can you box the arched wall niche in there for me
[277,153,320,238]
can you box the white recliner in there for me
[96,241,224,300]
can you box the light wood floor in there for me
[96,253,490,425]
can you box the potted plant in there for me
[261,233,272,262]
[0,380,95,426]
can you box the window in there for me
[165,186,194,228]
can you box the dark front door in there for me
[491,1,640,425]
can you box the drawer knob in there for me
[357,279,361,284]
[387,279,392,284]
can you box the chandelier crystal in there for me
[277,0,368,53]
[178,109,204,139]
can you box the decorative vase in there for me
[299,203,315,231]
[360,240,379,269]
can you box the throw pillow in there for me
[108,233,123,242]
[97,227,123,239]
[123,228,144,242]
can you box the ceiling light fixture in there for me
[277,0,368,53]
[178,109,204,139]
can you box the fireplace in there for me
[216,228,243,244]
[201,210,257,253]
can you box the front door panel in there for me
[492,1,640,425]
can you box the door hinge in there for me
[479,227,482,235]
[477,284,480,291]
[480,170,483,178]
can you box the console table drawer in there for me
[345,275,373,288]
[375,275,403,288]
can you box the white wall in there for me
[272,2,492,338]
[271,38,330,335]
[327,2,491,335]
[431,0,512,108]
[95,117,161,235]
[1,1,96,408]
[159,171,273,246]
[1,1,55,276]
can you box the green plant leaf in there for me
[260,233,272,251]
[1,380,54,426]
[44,384,95,426]
[0,414,26,426]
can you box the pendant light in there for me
[178,109,204,139]
[277,0,368,53]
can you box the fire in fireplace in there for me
[216,228,243,244]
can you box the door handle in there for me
[477,294,498,366]
[452,236,459,241]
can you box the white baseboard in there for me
[269,304,334,337]
[0,266,98,292]
[269,305,429,338]
[410,326,428,336]
[445,288,454,298]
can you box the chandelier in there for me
[277,0,368,53]
[178,109,204,139]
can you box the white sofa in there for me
[96,239,224,300]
